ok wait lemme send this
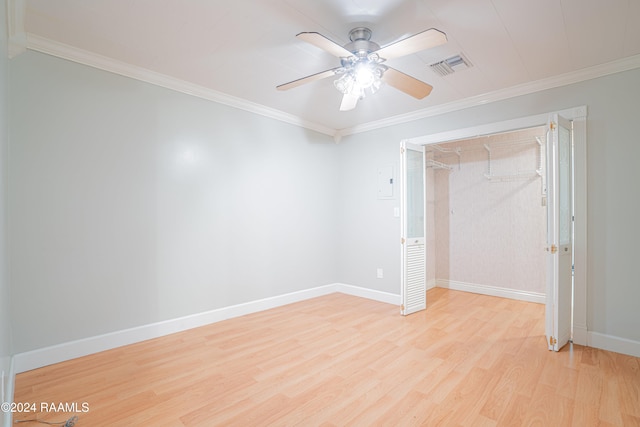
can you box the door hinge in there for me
[400,304,405,313]
[549,122,556,131]
[400,147,405,154]
[551,244,558,254]
[549,336,557,346]
[401,237,405,244]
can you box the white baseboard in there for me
[13,284,400,374]
[588,331,640,358]
[436,279,545,304]
[336,283,401,305]
[426,278,437,291]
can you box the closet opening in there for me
[400,107,586,350]
[423,125,573,343]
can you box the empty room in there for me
[1,1,640,426]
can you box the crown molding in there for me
[25,34,336,138]
[338,53,640,137]
[20,33,640,140]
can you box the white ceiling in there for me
[11,0,640,137]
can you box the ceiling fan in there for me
[277,27,447,111]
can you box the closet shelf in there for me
[426,159,453,171]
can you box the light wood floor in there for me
[14,288,640,426]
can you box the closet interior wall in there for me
[426,126,548,297]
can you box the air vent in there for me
[430,53,473,77]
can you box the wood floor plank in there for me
[497,393,532,427]
[13,289,640,426]
[524,382,575,426]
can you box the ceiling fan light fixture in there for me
[334,73,355,94]
[354,62,376,88]
[334,59,387,99]
[370,78,382,94]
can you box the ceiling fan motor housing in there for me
[343,27,380,60]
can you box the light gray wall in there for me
[338,68,640,343]
[0,0,13,410]
[9,51,339,353]
[336,126,403,292]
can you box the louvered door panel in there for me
[405,242,426,314]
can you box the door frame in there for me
[401,106,588,346]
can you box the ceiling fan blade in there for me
[277,67,341,91]
[339,93,360,111]
[382,67,433,99]
[375,28,447,60]
[297,32,354,58]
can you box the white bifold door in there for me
[400,142,426,315]
[545,114,573,351]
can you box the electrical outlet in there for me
[376,268,383,279]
